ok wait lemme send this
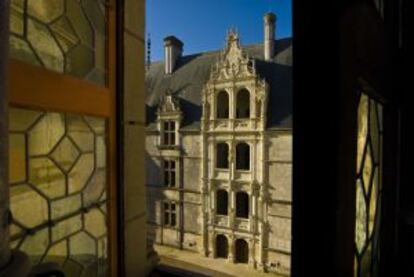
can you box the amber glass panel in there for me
[9,0,107,85]
[9,107,108,277]
[354,92,383,277]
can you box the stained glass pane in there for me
[29,113,65,156]
[10,184,49,228]
[51,16,79,53]
[357,94,369,171]
[9,108,108,277]
[50,137,81,172]
[9,0,107,85]
[355,180,367,254]
[67,115,95,152]
[51,194,82,219]
[29,157,66,199]
[43,241,68,266]
[27,18,64,73]
[27,0,64,23]
[20,228,50,265]
[355,92,383,277]
[10,0,25,35]
[9,36,42,66]
[68,153,94,194]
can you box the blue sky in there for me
[146,0,292,61]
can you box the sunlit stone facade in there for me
[146,14,292,275]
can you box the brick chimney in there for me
[164,36,183,74]
[264,12,276,61]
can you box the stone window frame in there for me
[163,120,176,146]
[216,89,230,119]
[216,141,230,169]
[163,159,176,187]
[216,189,229,215]
[163,201,177,227]
[235,88,251,119]
[235,191,250,219]
[235,141,251,171]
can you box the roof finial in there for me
[146,33,151,71]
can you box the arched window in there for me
[236,142,250,170]
[216,190,228,215]
[236,89,250,118]
[235,239,249,263]
[217,91,229,119]
[236,192,249,218]
[216,143,229,169]
[216,235,229,258]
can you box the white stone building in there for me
[145,13,292,275]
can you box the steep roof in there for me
[146,38,292,130]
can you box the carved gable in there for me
[209,30,257,82]
[157,89,181,115]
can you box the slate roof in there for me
[146,38,292,130]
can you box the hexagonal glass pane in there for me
[357,93,369,171]
[370,100,380,163]
[84,116,106,135]
[27,0,64,23]
[96,136,106,169]
[10,0,25,35]
[67,115,94,152]
[362,143,373,194]
[50,16,80,53]
[69,232,97,266]
[83,168,106,206]
[27,18,64,73]
[29,112,65,156]
[10,184,48,228]
[68,153,94,194]
[355,180,367,254]
[368,168,379,236]
[65,44,94,79]
[9,108,43,132]
[9,35,42,67]
[51,137,80,172]
[63,259,83,277]
[85,209,106,238]
[10,223,23,237]
[29,157,66,199]
[66,0,93,48]
[52,214,82,242]
[20,228,49,265]
[9,133,27,184]
[43,240,68,266]
[51,194,82,220]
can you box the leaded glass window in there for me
[9,0,107,85]
[9,107,108,277]
[163,121,176,146]
[163,202,176,227]
[163,160,176,187]
[354,92,383,277]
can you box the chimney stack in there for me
[264,12,276,61]
[164,36,183,74]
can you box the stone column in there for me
[228,235,234,263]
[0,0,11,269]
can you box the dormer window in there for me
[157,90,182,148]
[163,121,176,146]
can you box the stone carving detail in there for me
[157,89,181,114]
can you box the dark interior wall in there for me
[292,0,411,276]
[0,0,11,269]
[292,0,344,275]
